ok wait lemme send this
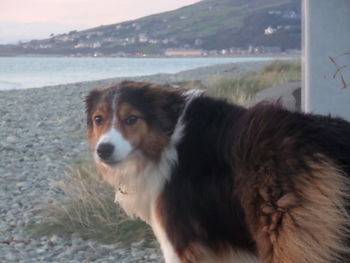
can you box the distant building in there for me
[148,39,159,44]
[282,10,298,19]
[92,42,101,48]
[39,44,52,49]
[138,33,148,43]
[194,38,204,46]
[262,46,282,53]
[264,26,277,35]
[74,42,101,49]
[164,49,203,57]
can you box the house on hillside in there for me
[264,26,277,35]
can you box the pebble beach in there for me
[0,61,269,262]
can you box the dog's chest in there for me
[114,162,168,224]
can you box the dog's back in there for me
[235,103,350,263]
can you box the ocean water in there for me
[0,56,276,90]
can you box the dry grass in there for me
[29,160,153,245]
[206,59,301,106]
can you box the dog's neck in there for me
[96,89,202,223]
[101,145,177,223]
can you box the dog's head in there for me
[85,81,187,166]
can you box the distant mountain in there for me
[0,0,301,56]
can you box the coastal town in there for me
[0,7,300,57]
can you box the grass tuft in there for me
[29,161,153,245]
[206,59,301,105]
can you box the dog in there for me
[85,81,350,263]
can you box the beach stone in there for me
[6,136,16,143]
[49,235,60,244]
[252,80,301,111]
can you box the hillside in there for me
[0,0,301,56]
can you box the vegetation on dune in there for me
[29,161,153,245]
[206,59,301,105]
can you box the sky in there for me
[0,0,199,44]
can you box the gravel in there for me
[0,61,268,262]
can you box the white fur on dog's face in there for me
[94,90,132,164]
[94,127,133,164]
[92,91,134,165]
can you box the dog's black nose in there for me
[97,143,114,160]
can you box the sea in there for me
[0,56,278,90]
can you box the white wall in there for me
[303,0,350,121]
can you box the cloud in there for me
[0,0,199,25]
[0,0,199,44]
[0,22,90,43]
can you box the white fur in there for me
[113,156,167,223]
[182,88,204,99]
[112,102,187,223]
[94,128,132,163]
[151,209,181,263]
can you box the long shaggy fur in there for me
[86,81,350,263]
[235,104,350,263]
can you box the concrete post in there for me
[302,0,350,121]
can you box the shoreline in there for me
[0,59,274,93]
[0,53,299,58]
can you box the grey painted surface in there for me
[303,0,350,120]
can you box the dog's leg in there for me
[151,209,181,263]
[237,157,350,263]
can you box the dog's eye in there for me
[124,115,139,126]
[94,115,103,126]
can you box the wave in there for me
[0,80,25,90]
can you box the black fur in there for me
[158,97,350,260]
[118,81,186,135]
[158,96,256,257]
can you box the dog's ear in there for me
[149,84,188,135]
[85,88,104,127]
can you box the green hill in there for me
[0,0,301,56]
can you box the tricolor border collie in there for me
[85,81,350,263]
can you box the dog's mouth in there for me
[95,155,126,166]
[95,149,137,167]
[102,159,121,166]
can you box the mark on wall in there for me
[328,52,350,89]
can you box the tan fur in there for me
[238,155,350,263]
[179,245,257,263]
[117,102,169,161]
[87,99,113,147]
[89,99,169,161]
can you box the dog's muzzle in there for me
[97,143,115,161]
